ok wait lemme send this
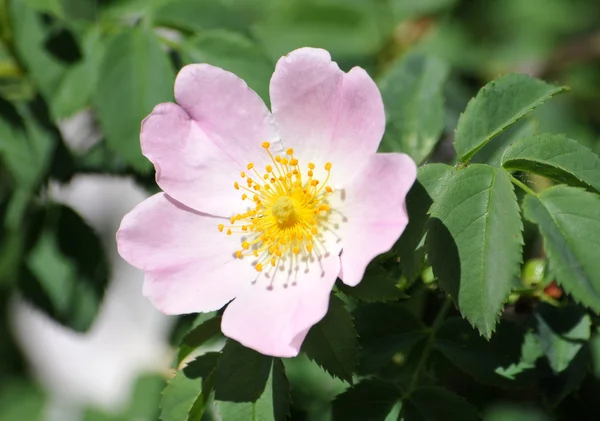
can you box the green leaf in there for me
[501,133,600,193]
[215,359,290,421]
[10,1,66,99]
[472,118,538,167]
[354,303,426,374]
[181,30,273,103]
[160,369,202,421]
[51,25,105,118]
[283,354,348,408]
[417,163,455,201]
[427,164,523,337]
[23,203,108,331]
[214,340,273,402]
[483,403,551,421]
[403,387,480,421]
[454,73,567,162]
[534,303,591,373]
[94,26,175,172]
[522,185,600,312]
[152,0,245,33]
[590,327,600,379]
[396,164,453,282]
[338,253,407,302]
[435,318,538,388]
[391,0,458,19]
[0,100,54,191]
[178,316,222,365]
[302,295,358,383]
[183,352,220,380]
[331,379,400,421]
[0,379,45,421]
[252,0,386,61]
[378,52,449,163]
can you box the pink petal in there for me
[117,193,254,314]
[337,153,417,287]
[270,48,385,184]
[174,64,278,168]
[142,63,278,216]
[141,103,242,215]
[221,253,341,357]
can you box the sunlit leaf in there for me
[427,164,523,337]
[523,185,600,312]
[455,73,567,162]
[502,133,600,193]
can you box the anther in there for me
[286,148,294,155]
[247,163,254,170]
[218,224,224,232]
[255,263,263,272]
[325,162,332,171]
[261,142,271,149]
[290,158,298,166]
[234,181,239,189]
[308,163,315,170]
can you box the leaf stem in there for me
[406,296,452,395]
[510,175,538,196]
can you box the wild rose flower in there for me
[117,48,417,357]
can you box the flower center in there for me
[218,142,334,273]
[272,196,297,226]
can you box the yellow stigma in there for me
[218,142,335,274]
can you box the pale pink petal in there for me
[336,153,417,287]
[117,193,254,314]
[141,103,243,215]
[174,64,278,168]
[221,253,341,357]
[142,63,278,216]
[270,48,385,184]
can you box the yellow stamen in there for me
[219,145,335,274]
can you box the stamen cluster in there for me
[219,143,334,274]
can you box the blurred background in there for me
[0,0,599,420]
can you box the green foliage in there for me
[427,164,523,337]
[302,295,359,383]
[502,133,600,193]
[534,304,591,373]
[338,254,407,302]
[23,203,108,331]
[354,303,426,375]
[403,387,481,421]
[177,315,222,364]
[180,30,273,103]
[454,73,567,162]
[379,52,449,163]
[435,318,537,388]
[523,186,600,312]
[213,340,273,402]
[331,379,400,421]
[94,26,175,172]
[215,359,290,421]
[160,369,203,421]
